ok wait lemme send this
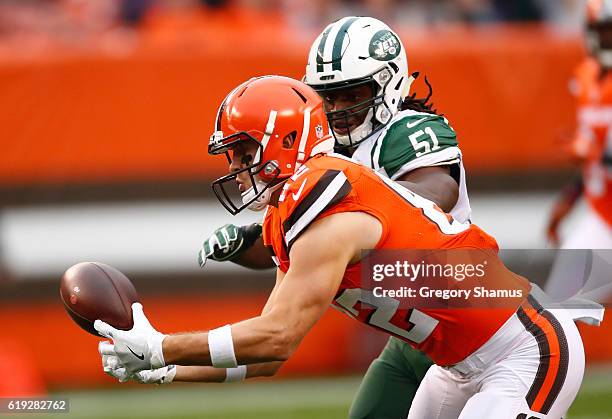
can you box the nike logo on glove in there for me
[127,346,145,360]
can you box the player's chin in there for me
[332,125,351,136]
[333,120,362,135]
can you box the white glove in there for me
[100,347,129,382]
[98,340,128,383]
[94,303,166,374]
[134,365,176,384]
[100,349,176,384]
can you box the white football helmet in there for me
[304,16,413,148]
[587,0,612,68]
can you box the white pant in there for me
[408,299,585,419]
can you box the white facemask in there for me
[333,108,374,147]
[242,179,285,212]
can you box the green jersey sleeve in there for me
[371,111,461,180]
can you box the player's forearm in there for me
[549,176,584,223]
[247,361,284,378]
[173,361,283,382]
[397,179,458,212]
[162,315,296,367]
[557,175,584,208]
[396,166,459,212]
[230,237,276,270]
[174,365,226,382]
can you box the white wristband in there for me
[208,325,238,368]
[224,365,247,382]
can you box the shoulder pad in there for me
[278,167,352,250]
[372,111,459,178]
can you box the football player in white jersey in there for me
[301,16,471,418]
[304,16,471,222]
[194,16,473,418]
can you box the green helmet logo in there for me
[369,30,401,61]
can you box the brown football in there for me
[60,262,139,336]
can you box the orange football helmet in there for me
[209,76,334,214]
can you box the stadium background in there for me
[0,0,611,417]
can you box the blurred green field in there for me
[11,367,612,419]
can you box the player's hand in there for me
[198,223,262,267]
[101,352,176,384]
[100,349,129,382]
[95,303,166,374]
[133,365,176,384]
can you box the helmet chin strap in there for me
[242,179,285,212]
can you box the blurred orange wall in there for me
[0,23,584,185]
[0,293,366,389]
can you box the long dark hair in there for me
[400,72,441,116]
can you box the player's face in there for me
[229,140,260,192]
[321,84,374,136]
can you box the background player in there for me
[199,16,471,418]
[547,0,612,249]
[99,76,585,419]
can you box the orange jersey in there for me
[262,154,530,366]
[572,58,612,226]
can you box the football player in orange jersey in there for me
[547,0,612,249]
[96,76,586,418]
[200,18,465,418]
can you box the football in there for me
[60,262,139,336]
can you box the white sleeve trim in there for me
[390,146,461,181]
[284,171,348,247]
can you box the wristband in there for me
[208,325,238,368]
[224,365,247,382]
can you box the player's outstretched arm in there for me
[163,211,382,368]
[101,356,284,384]
[159,277,288,382]
[172,362,282,382]
[101,269,288,384]
[198,223,275,270]
[231,236,276,269]
[396,165,459,213]
[94,212,381,374]
[546,175,583,245]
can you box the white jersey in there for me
[351,109,471,223]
